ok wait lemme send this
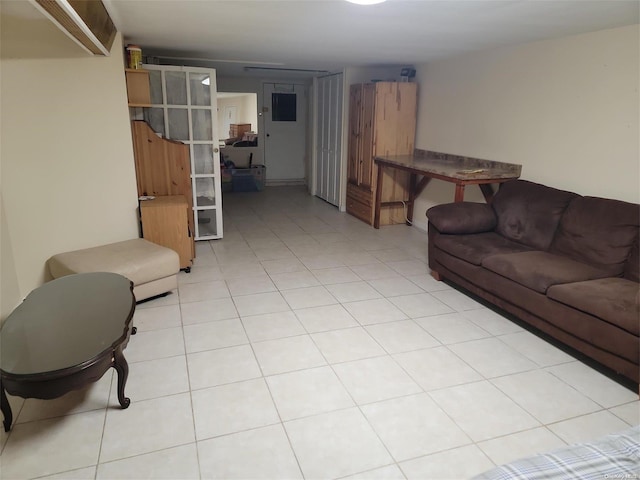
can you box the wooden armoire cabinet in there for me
[346,82,417,226]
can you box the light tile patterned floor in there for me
[1,186,638,479]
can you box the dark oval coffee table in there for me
[0,272,136,431]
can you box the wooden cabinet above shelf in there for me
[125,69,151,107]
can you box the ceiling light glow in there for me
[345,0,386,4]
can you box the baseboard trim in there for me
[265,179,306,187]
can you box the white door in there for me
[145,65,223,240]
[263,83,306,182]
[314,74,343,206]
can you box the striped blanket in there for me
[473,426,640,480]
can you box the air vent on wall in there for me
[30,0,116,56]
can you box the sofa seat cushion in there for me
[547,278,640,336]
[434,233,534,266]
[482,251,612,294]
[48,239,179,286]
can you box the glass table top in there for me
[1,272,135,376]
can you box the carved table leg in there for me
[113,348,131,409]
[0,382,12,432]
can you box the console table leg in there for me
[0,383,12,432]
[373,164,384,229]
[479,183,495,203]
[113,348,131,409]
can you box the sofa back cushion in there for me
[624,233,640,282]
[492,180,578,250]
[550,197,640,277]
[427,203,497,234]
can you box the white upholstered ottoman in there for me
[47,239,180,301]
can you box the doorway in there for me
[222,105,237,141]
[217,92,258,142]
[263,83,307,183]
[217,92,261,182]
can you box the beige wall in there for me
[1,34,139,308]
[0,193,21,321]
[0,7,87,59]
[412,24,639,230]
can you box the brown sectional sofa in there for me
[426,179,639,387]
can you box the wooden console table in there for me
[373,151,522,229]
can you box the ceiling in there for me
[103,0,639,77]
[1,1,638,77]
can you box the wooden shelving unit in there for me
[139,195,194,270]
[125,68,151,107]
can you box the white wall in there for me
[217,94,258,140]
[240,94,258,132]
[1,34,140,304]
[412,24,639,230]
[344,65,406,85]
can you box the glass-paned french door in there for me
[144,65,223,240]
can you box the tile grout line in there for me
[6,190,637,478]
[177,292,204,480]
[304,326,405,478]
[231,287,307,478]
[93,369,113,479]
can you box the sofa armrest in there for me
[426,202,497,234]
